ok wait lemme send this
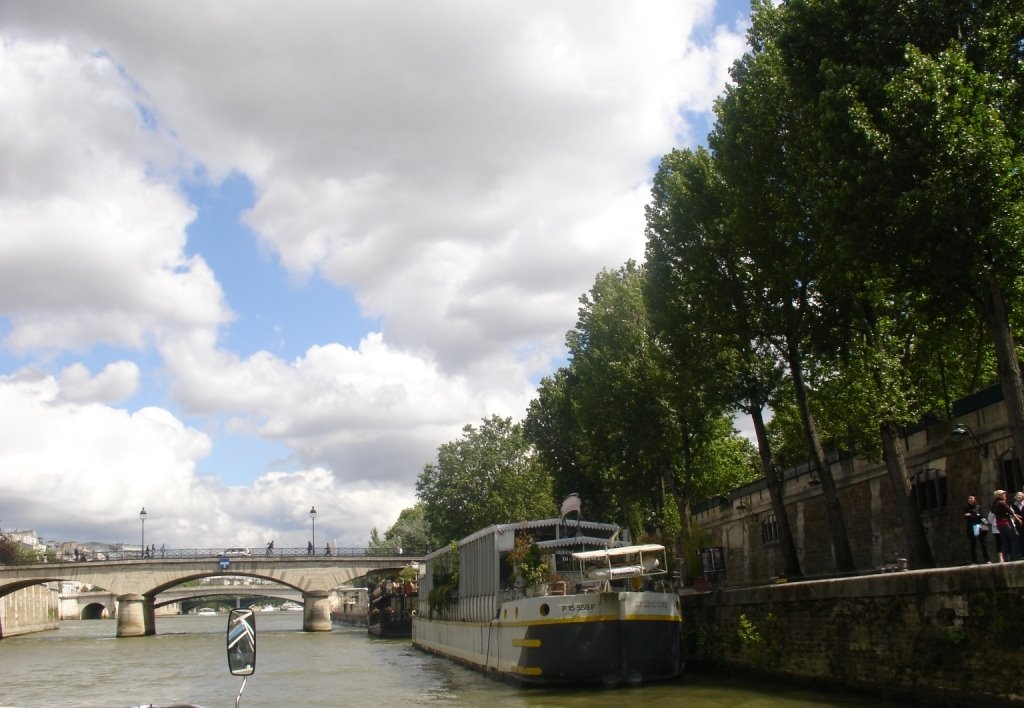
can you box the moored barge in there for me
[412,504,682,686]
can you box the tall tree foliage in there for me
[774,0,1024,464]
[524,369,613,521]
[367,503,437,554]
[565,262,692,532]
[710,8,856,572]
[416,416,556,543]
[752,0,1024,566]
[525,262,760,542]
[645,146,803,577]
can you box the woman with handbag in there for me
[991,490,1021,562]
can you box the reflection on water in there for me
[0,614,885,707]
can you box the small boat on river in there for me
[331,587,368,627]
[412,498,682,686]
[368,575,418,638]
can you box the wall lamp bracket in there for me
[951,423,988,458]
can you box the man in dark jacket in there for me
[964,495,991,564]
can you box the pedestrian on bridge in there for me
[307,541,314,556]
[324,543,332,556]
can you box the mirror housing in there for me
[226,608,256,676]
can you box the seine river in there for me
[0,613,886,708]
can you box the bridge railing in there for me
[1,547,429,566]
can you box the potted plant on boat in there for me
[428,540,459,618]
[509,534,549,596]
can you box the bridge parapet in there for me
[5,547,428,563]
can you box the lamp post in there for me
[139,507,147,558]
[310,506,317,556]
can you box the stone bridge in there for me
[154,584,305,609]
[0,555,417,636]
[69,584,306,618]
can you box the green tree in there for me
[368,503,437,554]
[751,0,1024,566]
[526,261,759,544]
[774,0,1024,462]
[565,262,690,533]
[710,9,856,572]
[524,369,611,520]
[416,416,556,543]
[645,146,802,577]
[0,534,20,564]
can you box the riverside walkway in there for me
[0,549,420,637]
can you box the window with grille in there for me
[999,455,1022,494]
[912,467,947,512]
[761,512,780,545]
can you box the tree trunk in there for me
[674,431,694,535]
[879,420,935,568]
[982,280,1024,461]
[787,333,856,573]
[750,404,803,578]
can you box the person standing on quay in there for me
[1013,492,1024,526]
[991,490,1021,561]
[964,495,991,564]
[989,508,1004,562]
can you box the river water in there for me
[0,613,886,708]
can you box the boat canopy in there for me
[571,543,665,560]
[572,544,667,582]
[536,535,620,550]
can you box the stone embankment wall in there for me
[681,564,1024,706]
[0,584,59,638]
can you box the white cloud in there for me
[58,361,139,403]
[1,2,740,371]
[0,40,231,355]
[0,372,413,548]
[0,3,750,547]
[0,371,210,542]
[162,332,525,484]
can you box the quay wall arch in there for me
[80,602,109,620]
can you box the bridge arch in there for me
[80,602,109,620]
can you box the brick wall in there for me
[696,396,1012,583]
[681,564,1024,706]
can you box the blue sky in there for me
[0,1,752,549]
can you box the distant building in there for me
[3,529,46,559]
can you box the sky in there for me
[0,1,751,551]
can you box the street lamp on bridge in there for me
[139,507,147,557]
[310,506,317,556]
